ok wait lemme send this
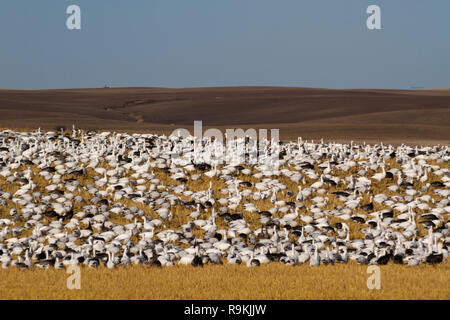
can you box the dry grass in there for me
[0,262,448,300]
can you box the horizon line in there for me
[1,85,449,91]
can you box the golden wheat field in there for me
[0,262,448,300]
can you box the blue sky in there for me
[0,0,449,89]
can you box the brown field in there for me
[0,263,448,300]
[0,86,449,145]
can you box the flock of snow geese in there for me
[0,128,448,270]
